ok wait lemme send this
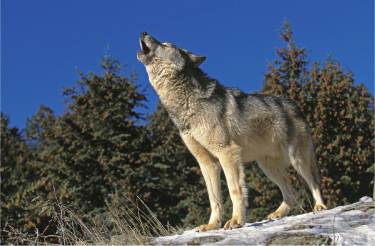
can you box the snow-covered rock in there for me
[151,197,375,245]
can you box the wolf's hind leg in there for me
[257,156,296,219]
[181,133,223,232]
[288,146,327,212]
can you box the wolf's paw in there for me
[223,218,244,230]
[266,211,282,220]
[196,223,220,232]
[313,204,327,212]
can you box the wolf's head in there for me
[137,32,206,73]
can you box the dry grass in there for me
[3,183,180,245]
[3,170,320,245]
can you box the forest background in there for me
[1,20,374,243]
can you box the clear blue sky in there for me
[2,0,374,130]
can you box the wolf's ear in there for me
[181,49,206,68]
[189,54,206,68]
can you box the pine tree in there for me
[144,103,207,227]
[1,113,23,229]
[27,52,150,226]
[1,113,40,239]
[261,20,374,210]
[24,104,56,153]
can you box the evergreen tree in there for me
[1,113,39,239]
[144,103,206,227]
[24,104,56,153]
[261,20,374,210]
[1,113,23,229]
[27,52,150,224]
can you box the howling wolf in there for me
[137,32,327,232]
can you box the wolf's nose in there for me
[140,32,148,37]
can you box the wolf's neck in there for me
[148,67,217,119]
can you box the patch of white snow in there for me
[151,197,375,245]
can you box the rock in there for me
[151,197,375,245]
[265,233,332,245]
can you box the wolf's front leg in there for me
[197,162,223,232]
[218,142,248,230]
[181,134,223,232]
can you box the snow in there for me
[152,196,375,245]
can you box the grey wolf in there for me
[137,32,327,232]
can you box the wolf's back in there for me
[223,91,308,142]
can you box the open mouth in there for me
[140,40,151,54]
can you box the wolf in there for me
[137,32,327,232]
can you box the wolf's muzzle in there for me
[139,32,151,55]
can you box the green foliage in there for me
[261,20,374,209]
[24,104,56,153]
[1,113,24,228]
[1,113,42,241]
[32,52,150,215]
[144,103,207,227]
